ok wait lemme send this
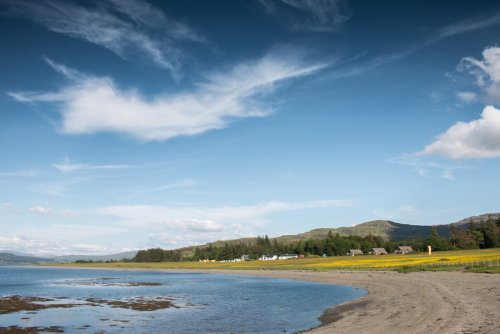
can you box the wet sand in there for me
[187,270,499,334]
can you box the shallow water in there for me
[0,266,366,333]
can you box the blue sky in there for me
[1,0,500,255]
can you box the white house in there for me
[259,254,278,261]
[278,254,299,260]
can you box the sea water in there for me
[0,266,366,333]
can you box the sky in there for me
[1,0,500,256]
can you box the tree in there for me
[324,230,335,256]
[427,226,451,251]
[480,216,500,248]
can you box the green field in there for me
[58,248,500,273]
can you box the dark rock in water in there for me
[84,297,177,311]
[0,296,78,314]
[0,325,64,333]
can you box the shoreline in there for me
[27,266,500,333]
[182,269,499,333]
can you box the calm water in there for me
[0,266,366,333]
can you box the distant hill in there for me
[0,251,138,265]
[182,213,499,252]
[451,213,500,226]
[0,253,54,264]
[53,251,138,263]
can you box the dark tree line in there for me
[133,248,182,262]
[133,216,500,262]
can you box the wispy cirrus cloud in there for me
[152,178,197,192]
[259,0,350,32]
[0,169,37,177]
[389,155,466,179]
[5,0,204,74]
[436,12,500,39]
[418,105,500,159]
[53,157,132,173]
[328,12,500,80]
[9,53,326,141]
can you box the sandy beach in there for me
[189,269,499,334]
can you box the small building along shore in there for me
[347,249,363,256]
[394,246,414,254]
[370,248,388,255]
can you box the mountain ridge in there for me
[0,252,55,264]
[181,213,500,251]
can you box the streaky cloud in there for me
[152,178,197,192]
[9,54,327,141]
[52,157,133,173]
[389,155,466,179]
[327,12,500,80]
[260,0,350,32]
[5,0,205,74]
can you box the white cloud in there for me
[152,178,197,192]
[0,235,117,256]
[7,0,204,74]
[29,206,52,215]
[99,199,351,225]
[9,54,326,141]
[419,105,500,159]
[28,206,78,217]
[389,155,464,179]
[456,91,477,103]
[260,0,349,32]
[462,47,500,82]
[98,199,352,247]
[1,202,12,209]
[460,46,500,102]
[17,223,125,241]
[53,157,132,173]
[148,228,249,248]
[70,243,108,253]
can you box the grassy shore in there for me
[55,248,500,273]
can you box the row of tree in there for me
[134,248,182,262]
[133,217,500,262]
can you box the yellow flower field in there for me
[60,248,500,272]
